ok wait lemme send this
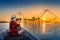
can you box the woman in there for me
[9,15,24,36]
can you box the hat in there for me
[11,15,16,20]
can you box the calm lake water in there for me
[0,22,60,40]
[0,23,9,34]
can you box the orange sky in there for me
[0,5,60,21]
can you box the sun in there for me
[42,18,46,21]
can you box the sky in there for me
[0,0,60,21]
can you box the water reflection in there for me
[1,21,60,40]
[42,22,46,34]
[23,19,60,40]
[0,23,9,34]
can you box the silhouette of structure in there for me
[40,9,57,23]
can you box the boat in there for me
[0,29,37,40]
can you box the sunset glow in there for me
[0,0,60,22]
[42,18,46,34]
[42,18,46,21]
[42,22,46,34]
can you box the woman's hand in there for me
[17,27,21,31]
